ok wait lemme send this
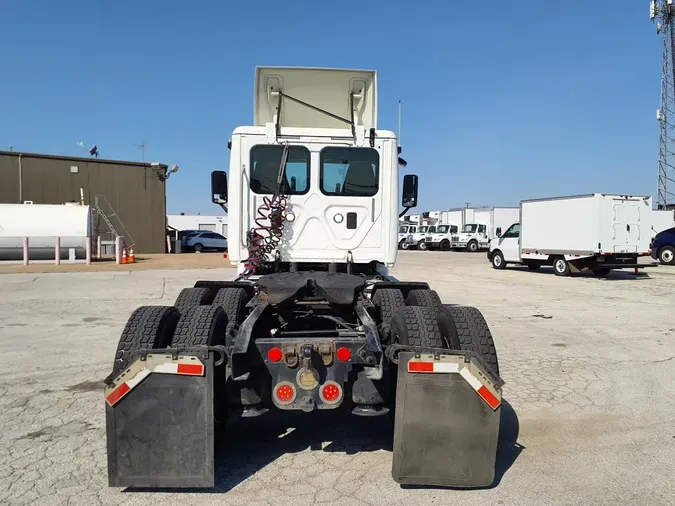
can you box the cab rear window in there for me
[320,147,379,196]
[250,145,310,195]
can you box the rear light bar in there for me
[105,356,205,407]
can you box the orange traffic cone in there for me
[128,247,136,263]
[121,248,128,264]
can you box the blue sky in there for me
[0,0,663,214]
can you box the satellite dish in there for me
[89,145,99,158]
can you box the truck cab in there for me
[213,67,418,276]
[398,224,417,249]
[451,223,489,252]
[487,223,520,267]
[424,224,459,251]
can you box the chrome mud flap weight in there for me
[391,350,503,488]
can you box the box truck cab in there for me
[424,224,459,251]
[487,194,654,277]
[398,224,417,249]
[450,223,488,252]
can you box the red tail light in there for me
[274,382,296,405]
[336,347,351,362]
[268,347,283,362]
[319,381,343,405]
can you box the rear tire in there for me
[172,304,228,347]
[491,251,506,269]
[372,288,405,342]
[553,256,571,276]
[659,246,675,265]
[390,306,446,348]
[437,305,499,377]
[212,287,251,345]
[173,287,213,311]
[405,289,442,311]
[112,306,180,376]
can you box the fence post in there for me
[115,236,122,265]
[55,237,61,265]
[86,237,92,265]
[97,235,102,259]
[23,237,29,265]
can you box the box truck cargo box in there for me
[487,194,654,276]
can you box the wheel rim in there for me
[493,255,502,267]
[555,259,566,272]
[420,242,427,250]
[662,250,674,263]
[401,242,409,250]
[469,242,477,251]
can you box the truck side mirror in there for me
[402,174,418,208]
[496,227,502,237]
[211,171,228,203]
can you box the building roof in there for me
[0,150,168,169]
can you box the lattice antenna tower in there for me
[652,1,675,208]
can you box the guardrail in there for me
[1,235,130,266]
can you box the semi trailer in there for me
[104,67,503,489]
[487,193,654,276]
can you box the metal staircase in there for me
[93,195,135,253]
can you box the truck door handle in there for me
[346,212,357,229]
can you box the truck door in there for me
[612,200,640,253]
[496,223,520,262]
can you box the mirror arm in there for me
[217,203,228,213]
[399,207,411,219]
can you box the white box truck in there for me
[487,194,653,276]
[449,207,520,252]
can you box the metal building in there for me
[0,150,170,253]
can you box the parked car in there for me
[182,231,228,252]
[651,226,675,265]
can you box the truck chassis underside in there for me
[104,263,504,489]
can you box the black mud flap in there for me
[105,353,215,488]
[392,351,502,488]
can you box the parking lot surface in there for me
[1,251,674,506]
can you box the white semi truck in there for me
[104,66,503,489]
[487,194,653,276]
[449,207,520,252]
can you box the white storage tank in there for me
[0,203,91,260]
